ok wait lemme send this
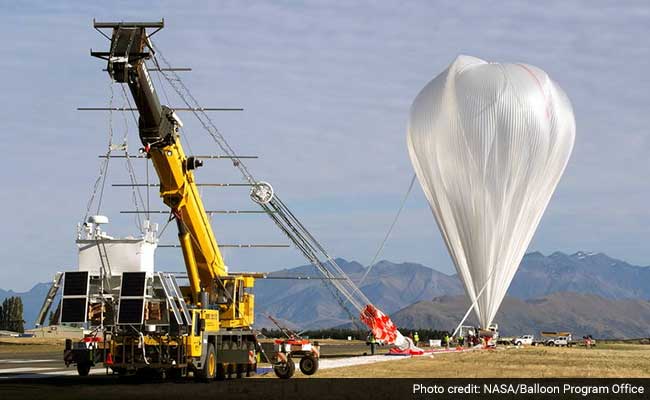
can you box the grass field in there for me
[0,337,65,353]
[4,336,649,378]
[310,344,650,378]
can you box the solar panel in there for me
[63,272,89,296]
[117,299,145,324]
[59,272,90,324]
[120,272,147,297]
[117,272,148,325]
[61,298,87,323]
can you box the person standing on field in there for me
[367,332,377,355]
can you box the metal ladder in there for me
[35,272,63,327]
[159,273,191,326]
[95,240,113,286]
[169,274,191,324]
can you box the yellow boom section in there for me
[148,137,226,300]
[96,22,255,325]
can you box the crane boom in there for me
[94,22,228,304]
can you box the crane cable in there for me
[451,264,499,339]
[358,173,417,286]
[118,85,149,232]
[151,42,370,327]
[151,45,256,183]
[83,27,146,231]
[82,83,115,223]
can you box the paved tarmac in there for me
[0,346,405,400]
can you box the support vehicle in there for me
[541,332,574,347]
[512,335,534,346]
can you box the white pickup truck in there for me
[513,335,534,346]
[545,335,573,347]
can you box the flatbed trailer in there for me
[260,339,320,379]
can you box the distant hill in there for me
[509,251,650,300]
[254,258,462,329]
[6,251,650,334]
[0,282,53,328]
[254,252,650,330]
[390,293,650,339]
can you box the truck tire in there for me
[77,362,91,377]
[299,355,319,376]
[515,341,522,346]
[274,358,295,379]
[196,344,217,381]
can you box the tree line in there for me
[259,327,450,341]
[0,296,24,333]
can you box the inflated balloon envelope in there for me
[407,55,575,329]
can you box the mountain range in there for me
[254,252,650,334]
[3,251,650,338]
[391,293,650,338]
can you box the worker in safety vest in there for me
[444,334,450,349]
[413,332,419,346]
[367,332,377,355]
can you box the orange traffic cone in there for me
[105,352,113,365]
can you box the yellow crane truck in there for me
[84,20,257,380]
[44,19,328,380]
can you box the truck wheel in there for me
[299,355,319,376]
[515,341,522,346]
[274,358,295,379]
[196,344,217,381]
[77,362,91,377]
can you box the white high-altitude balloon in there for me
[407,55,575,328]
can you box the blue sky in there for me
[1,1,649,290]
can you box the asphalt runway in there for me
[0,349,96,380]
[0,345,397,379]
[0,344,403,399]
[0,346,404,400]
[0,348,274,400]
